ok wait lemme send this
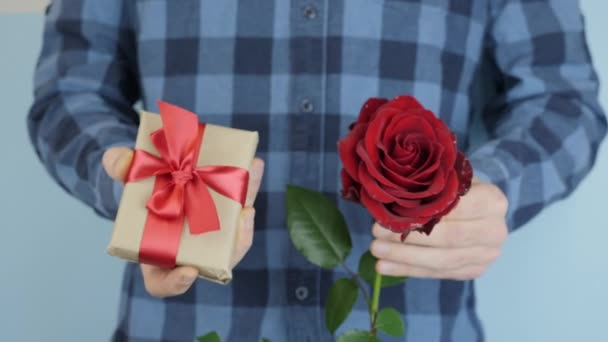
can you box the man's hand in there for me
[102,147,265,297]
[370,178,508,280]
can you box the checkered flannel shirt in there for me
[28,0,606,341]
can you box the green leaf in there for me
[376,308,405,337]
[325,278,359,334]
[286,185,352,268]
[337,330,382,342]
[261,339,271,342]
[358,251,406,288]
[197,331,221,342]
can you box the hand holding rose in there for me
[338,96,508,280]
[284,95,507,338]
[371,177,508,280]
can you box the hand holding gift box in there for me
[107,101,259,285]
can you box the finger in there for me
[370,239,494,271]
[445,182,508,221]
[231,207,255,267]
[102,147,134,182]
[402,219,508,248]
[376,259,439,278]
[140,264,198,298]
[245,158,265,207]
[376,260,488,280]
[373,220,505,248]
[372,223,404,242]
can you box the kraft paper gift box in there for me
[107,101,258,284]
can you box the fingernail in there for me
[372,241,389,257]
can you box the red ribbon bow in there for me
[126,101,249,268]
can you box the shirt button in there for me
[295,286,309,301]
[300,98,314,113]
[303,5,318,20]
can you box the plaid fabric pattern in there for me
[28,0,606,341]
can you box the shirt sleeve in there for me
[27,0,140,219]
[468,0,607,231]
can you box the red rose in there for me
[338,96,472,235]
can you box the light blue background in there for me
[1,1,606,341]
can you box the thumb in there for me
[102,147,134,182]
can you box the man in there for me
[28,1,606,341]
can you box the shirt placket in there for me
[286,1,326,341]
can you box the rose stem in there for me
[370,272,382,336]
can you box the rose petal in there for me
[383,95,424,112]
[392,134,427,168]
[436,193,461,218]
[364,108,393,171]
[360,188,429,233]
[392,108,456,170]
[392,196,421,208]
[381,160,431,191]
[408,142,443,182]
[383,135,398,158]
[416,217,441,235]
[380,112,403,150]
[380,111,438,161]
[367,106,432,170]
[384,113,438,144]
[380,159,422,187]
[382,154,417,176]
[398,134,431,169]
[391,135,417,160]
[359,166,425,209]
[454,151,473,196]
[378,135,418,176]
[428,117,457,170]
[358,141,447,199]
[349,97,388,129]
[415,156,470,235]
[357,162,398,203]
[391,169,459,218]
[337,124,367,181]
[359,141,426,190]
[340,168,361,202]
[387,164,448,199]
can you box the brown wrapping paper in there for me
[107,111,259,284]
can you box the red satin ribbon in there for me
[126,100,249,268]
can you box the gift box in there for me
[107,101,258,284]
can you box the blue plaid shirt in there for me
[28,1,606,341]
